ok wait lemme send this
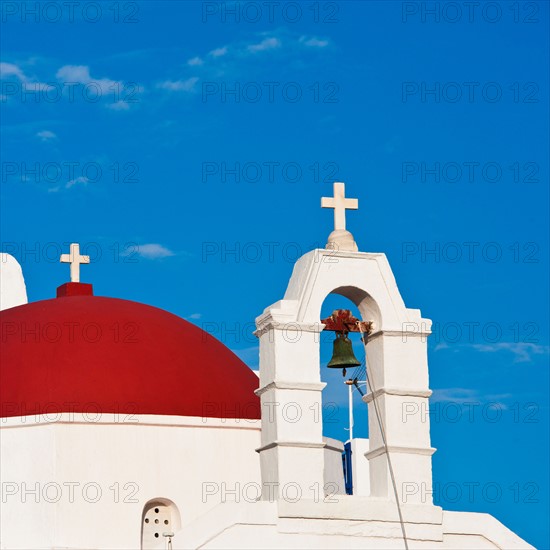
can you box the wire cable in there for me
[358,327,409,550]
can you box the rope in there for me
[357,327,409,550]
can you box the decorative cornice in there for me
[323,440,344,453]
[0,413,261,430]
[254,320,325,338]
[255,381,326,397]
[366,445,437,460]
[368,328,431,341]
[362,387,432,403]
[256,440,326,453]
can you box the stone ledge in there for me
[443,511,535,549]
[363,387,432,403]
[277,517,444,542]
[256,440,326,453]
[368,328,432,341]
[366,445,436,460]
[255,319,325,338]
[277,497,443,525]
[255,381,326,397]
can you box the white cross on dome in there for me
[60,243,90,283]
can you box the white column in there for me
[363,324,435,505]
[255,314,326,501]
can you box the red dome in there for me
[0,286,260,420]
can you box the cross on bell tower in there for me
[321,182,359,252]
[60,243,90,283]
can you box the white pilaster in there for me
[255,313,326,500]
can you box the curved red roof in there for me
[0,288,260,420]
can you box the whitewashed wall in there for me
[0,414,261,549]
[0,253,27,311]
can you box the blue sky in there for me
[1,1,548,546]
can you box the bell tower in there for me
[255,183,435,505]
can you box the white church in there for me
[0,183,533,549]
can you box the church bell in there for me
[327,332,361,375]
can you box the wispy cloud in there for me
[247,37,281,53]
[187,56,203,66]
[299,36,330,48]
[66,176,89,189]
[0,61,55,93]
[433,340,548,363]
[431,387,478,403]
[155,31,331,95]
[431,387,513,405]
[434,342,450,352]
[55,65,123,96]
[0,62,26,80]
[36,130,57,142]
[135,243,175,259]
[472,342,548,363]
[157,77,199,92]
[106,100,131,111]
[209,46,228,58]
[22,82,55,92]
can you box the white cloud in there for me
[36,130,57,142]
[65,176,89,189]
[434,342,449,352]
[247,37,281,53]
[56,64,91,82]
[430,387,479,403]
[187,56,203,66]
[431,387,513,407]
[106,100,131,111]
[472,342,548,363]
[0,62,27,81]
[0,62,55,95]
[434,341,548,363]
[157,77,199,92]
[136,243,175,259]
[56,65,121,95]
[300,36,329,48]
[209,46,228,58]
[23,82,55,92]
[155,32,330,95]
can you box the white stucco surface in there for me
[0,414,261,549]
[0,253,27,311]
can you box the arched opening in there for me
[141,499,180,550]
[320,293,368,440]
[319,288,379,497]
